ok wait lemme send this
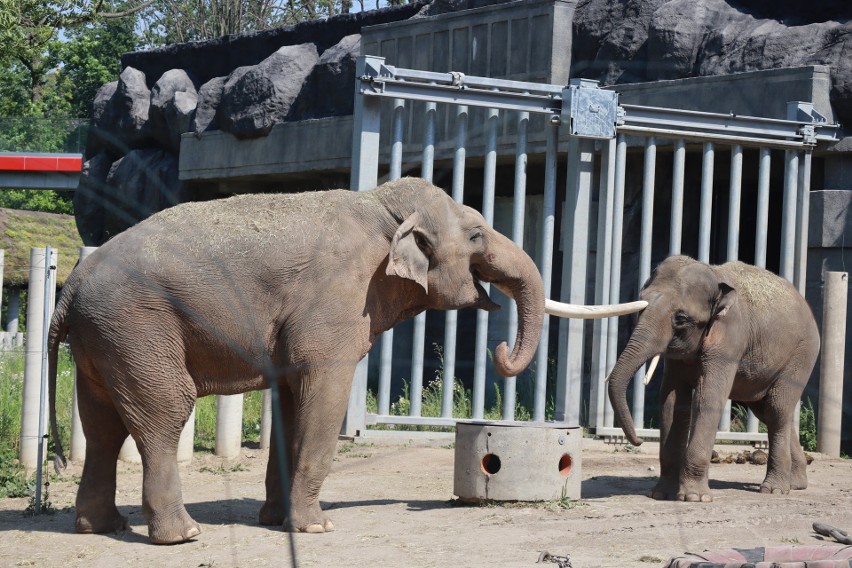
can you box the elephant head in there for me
[384,183,545,377]
[607,256,738,445]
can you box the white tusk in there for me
[545,299,648,319]
[643,354,660,386]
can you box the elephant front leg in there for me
[676,365,736,502]
[652,362,694,500]
[260,361,356,533]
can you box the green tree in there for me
[0,189,73,214]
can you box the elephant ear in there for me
[713,282,737,319]
[386,211,429,293]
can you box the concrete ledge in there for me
[178,116,354,182]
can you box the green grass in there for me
[192,389,265,451]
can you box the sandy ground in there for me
[1,435,851,568]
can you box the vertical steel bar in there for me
[590,138,615,429]
[502,111,529,420]
[473,107,499,419]
[698,143,715,263]
[632,137,656,427]
[754,148,772,268]
[533,120,559,422]
[555,137,594,425]
[343,55,383,437]
[780,150,800,282]
[795,151,812,296]
[34,246,55,513]
[377,98,407,417]
[720,144,743,432]
[605,135,628,427]
[442,105,468,418]
[409,101,437,417]
[670,139,686,255]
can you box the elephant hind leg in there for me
[789,421,808,490]
[75,371,130,534]
[118,368,200,544]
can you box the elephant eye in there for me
[673,312,692,328]
[469,229,483,242]
[414,231,432,257]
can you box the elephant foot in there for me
[258,500,284,526]
[675,480,713,502]
[148,509,201,545]
[759,481,790,495]
[678,492,713,502]
[650,478,680,500]
[76,508,128,534]
[259,501,335,533]
[297,519,335,534]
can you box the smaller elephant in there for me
[607,256,820,502]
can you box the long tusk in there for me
[643,354,660,385]
[545,299,648,319]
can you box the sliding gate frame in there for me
[344,55,837,442]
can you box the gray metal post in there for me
[442,105,468,418]
[503,111,529,421]
[754,148,772,268]
[342,55,384,437]
[70,246,98,462]
[590,139,615,429]
[698,143,715,263]
[779,150,799,283]
[34,247,56,511]
[818,271,847,458]
[670,140,686,254]
[795,151,812,296]
[20,248,48,469]
[555,136,594,425]
[260,389,272,449]
[472,108,499,419]
[632,138,656,427]
[604,135,628,428]
[533,120,559,422]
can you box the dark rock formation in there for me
[86,67,154,157]
[218,43,319,139]
[291,34,360,120]
[74,153,113,246]
[149,69,198,153]
[101,149,191,241]
[193,76,227,135]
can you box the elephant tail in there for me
[48,287,73,474]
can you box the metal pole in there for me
[177,406,195,463]
[533,120,559,422]
[34,247,56,512]
[605,135,628,428]
[633,137,656,427]
[670,139,686,255]
[780,150,799,283]
[472,107,499,419]
[260,389,272,449]
[795,151,812,296]
[818,271,847,458]
[590,139,615,429]
[698,143,715,263]
[503,110,529,421]
[442,105,468,418]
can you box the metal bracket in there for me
[562,79,618,139]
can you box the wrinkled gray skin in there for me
[48,178,545,544]
[607,256,819,502]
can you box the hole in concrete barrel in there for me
[559,454,573,476]
[481,453,501,475]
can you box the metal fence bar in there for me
[441,105,468,418]
[590,139,616,429]
[632,137,656,427]
[533,120,559,422]
[377,98,406,417]
[604,134,628,428]
[503,111,529,420]
[408,101,437,418]
[670,139,686,254]
[472,107,499,419]
[556,136,595,425]
[698,143,715,263]
[795,150,812,296]
[780,150,800,282]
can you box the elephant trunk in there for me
[480,232,546,378]
[606,313,668,446]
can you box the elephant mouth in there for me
[472,270,501,312]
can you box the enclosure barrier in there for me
[345,55,839,443]
[818,272,847,458]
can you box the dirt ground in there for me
[1,435,850,568]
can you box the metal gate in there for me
[345,55,837,441]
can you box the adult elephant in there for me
[48,177,636,544]
[606,256,819,502]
